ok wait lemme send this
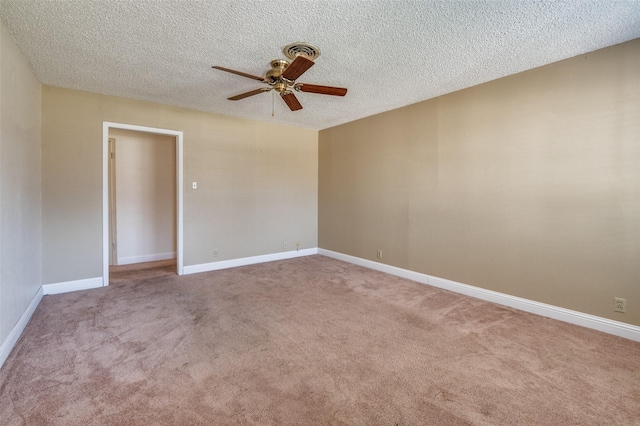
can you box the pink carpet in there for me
[1,255,638,425]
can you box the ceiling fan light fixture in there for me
[283,42,321,61]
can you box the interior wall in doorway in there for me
[109,128,176,265]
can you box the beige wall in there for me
[0,20,42,343]
[110,129,176,265]
[42,87,318,284]
[319,39,640,326]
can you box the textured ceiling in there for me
[1,1,639,130]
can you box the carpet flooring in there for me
[0,255,639,425]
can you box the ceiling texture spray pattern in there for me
[0,0,639,130]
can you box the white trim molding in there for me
[318,249,640,342]
[184,248,318,275]
[42,277,103,295]
[0,287,43,368]
[117,252,176,266]
[102,122,185,288]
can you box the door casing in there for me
[108,137,118,266]
[102,122,184,286]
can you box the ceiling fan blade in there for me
[281,56,314,81]
[228,87,272,100]
[212,66,265,82]
[281,92,303,111]
[296,83,347,96]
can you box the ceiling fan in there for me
[212,43,347,112]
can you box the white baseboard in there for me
[117,252,176,265]
[183,248,318,275]
[0,286,43,369]
[318,249,640,342]
[42,277,103,295]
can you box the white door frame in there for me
[108,137,118,266]
[102,122,184,286]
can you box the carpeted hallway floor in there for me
[1,255,639,425]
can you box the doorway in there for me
[102,122,184,286]
[109,129,177,266]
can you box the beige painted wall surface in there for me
[110,129,176,264]
[0,21,42,342]
[319,39,640,326]
[42,88,317,284]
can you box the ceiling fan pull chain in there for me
[272,90,275,117]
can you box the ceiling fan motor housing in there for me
[266,59,290,82]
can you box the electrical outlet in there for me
[614,297,626,313]
[283,242,288,249]
[213,249,218,257]
[376,250,383,259]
